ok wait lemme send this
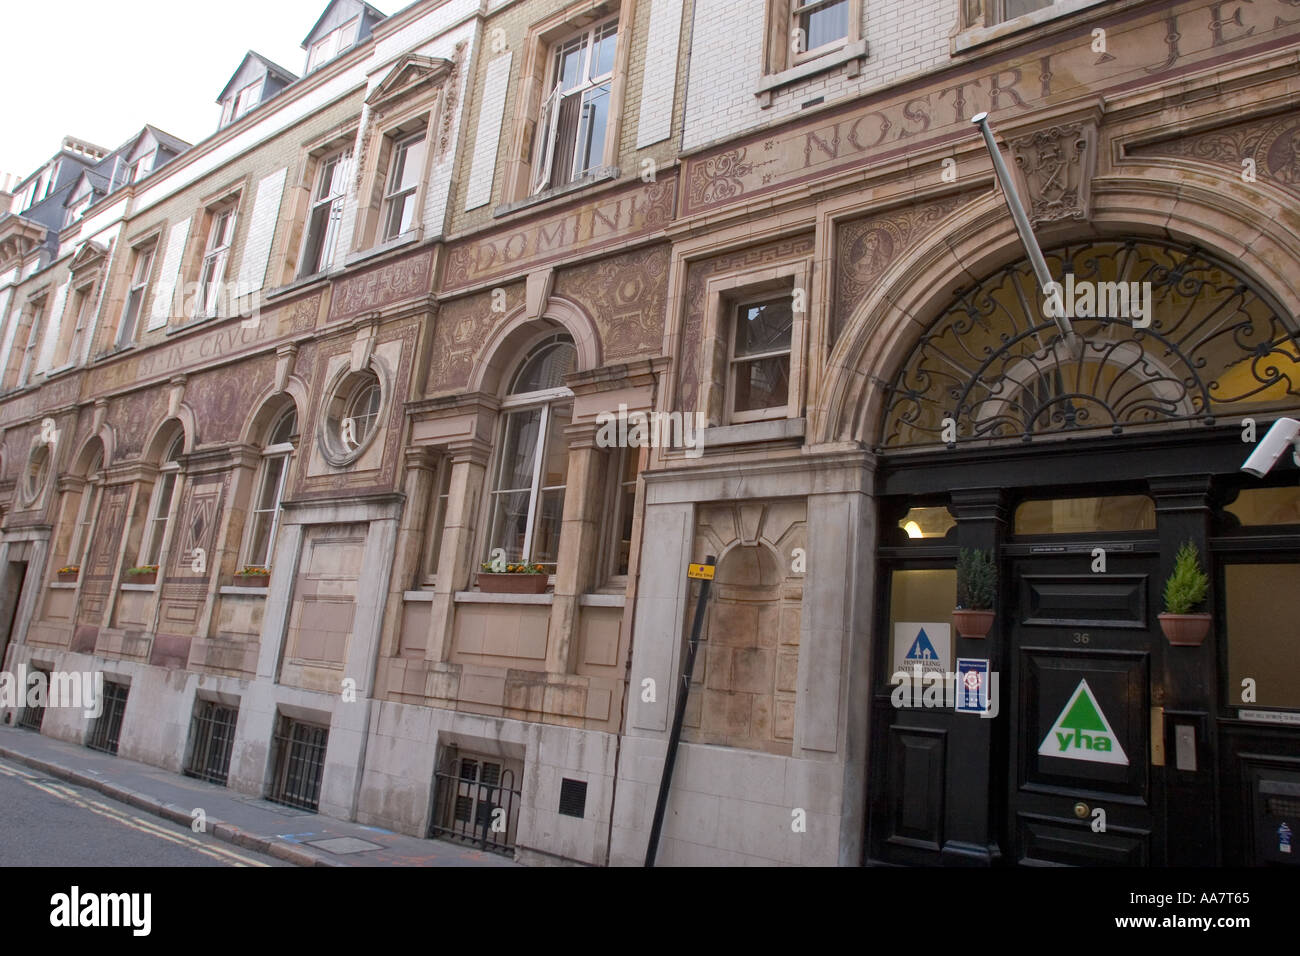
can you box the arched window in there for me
[65,443,104,567]
[140,431,184,567]
[485,334,577,570]
[244,406,297,569]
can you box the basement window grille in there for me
[429,749,522,855]
[268,715,329,812]
[85,681,129,754]
[17,669,50,731]
[184,700,239,786]
[558,777,587,818]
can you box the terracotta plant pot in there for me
[1159,612,1211,646]
[235,574,270,588]
[57,571,79,583]
[953,608,995,639]
[477,572,549,594]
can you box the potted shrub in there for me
[476,561,550,594]
[234,566,271,588]
[56,565,80,583]
[1159,541,1211,646]
[125,564,159,585]
[953,548,997,638]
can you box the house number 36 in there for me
[1072,632,1091,644]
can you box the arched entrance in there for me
[863,238,1300,866]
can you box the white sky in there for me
[0,0,377,182]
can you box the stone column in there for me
[545,423,602,674]
[797,454,878,865]
[426,438,490,663]
[378,447,435,658]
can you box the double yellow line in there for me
[0,760,270,867]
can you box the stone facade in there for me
[1,0,1299,868]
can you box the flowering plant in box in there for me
[235,566,271,577]
[56,566,80,575]
[478,562,546,574]
[125,565,159,576]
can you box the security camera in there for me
[1241,417,1300,478]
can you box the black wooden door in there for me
[1005,543,1164,865]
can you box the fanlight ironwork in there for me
[880,240,1300,447]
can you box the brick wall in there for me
[683,0,955,150]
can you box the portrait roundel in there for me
[1261,119,1300,186]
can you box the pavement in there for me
[0,726,520,867]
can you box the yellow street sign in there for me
[687,563,715,580]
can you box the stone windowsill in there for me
[264,271,329,300]
[703,417,806,449]
[344,231,419,268]
[578,593,625,608]
[165,314,220,336]
[454,590,554,605]
[492,167,621,219]
[953,0,1112,54]
[120,582,156,592]
[49,581,76,589]
[403,590,436,602]
[219,585,269,596]
[755,40,869,108]
[92,343,134,364]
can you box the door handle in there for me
[1151,705,1165,767]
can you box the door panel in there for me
[1007,547,1163,866]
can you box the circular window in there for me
[320,368,385,465]
[22,444,50,506]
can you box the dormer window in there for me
[227,80,264,125]
[307,17,358,72]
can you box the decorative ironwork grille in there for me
[17,669,49,731]
[184,700,239,786]
[268,716,328,812]
[429,750,521,855]
[880,240,1300,448]
[85,681,129,754]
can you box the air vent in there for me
[802,96,824,109]
[558,778,587,818]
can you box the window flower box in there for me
[125,565,159,585]
[56,566,80,583]
[233,567,271,588]
[477,562,549,594]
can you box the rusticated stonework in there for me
[553,243,669,362]
[426,284,521,396]
[833,193,975,341]
[1130,111,1300,192]
[678,235,816,414]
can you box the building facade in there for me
[1,0,1298,867]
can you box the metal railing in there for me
[184,701,238,785]
[85,681,129,754]
[429,755,521,855]
[268,717,328,812]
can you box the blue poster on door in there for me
[956,658,990,714]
